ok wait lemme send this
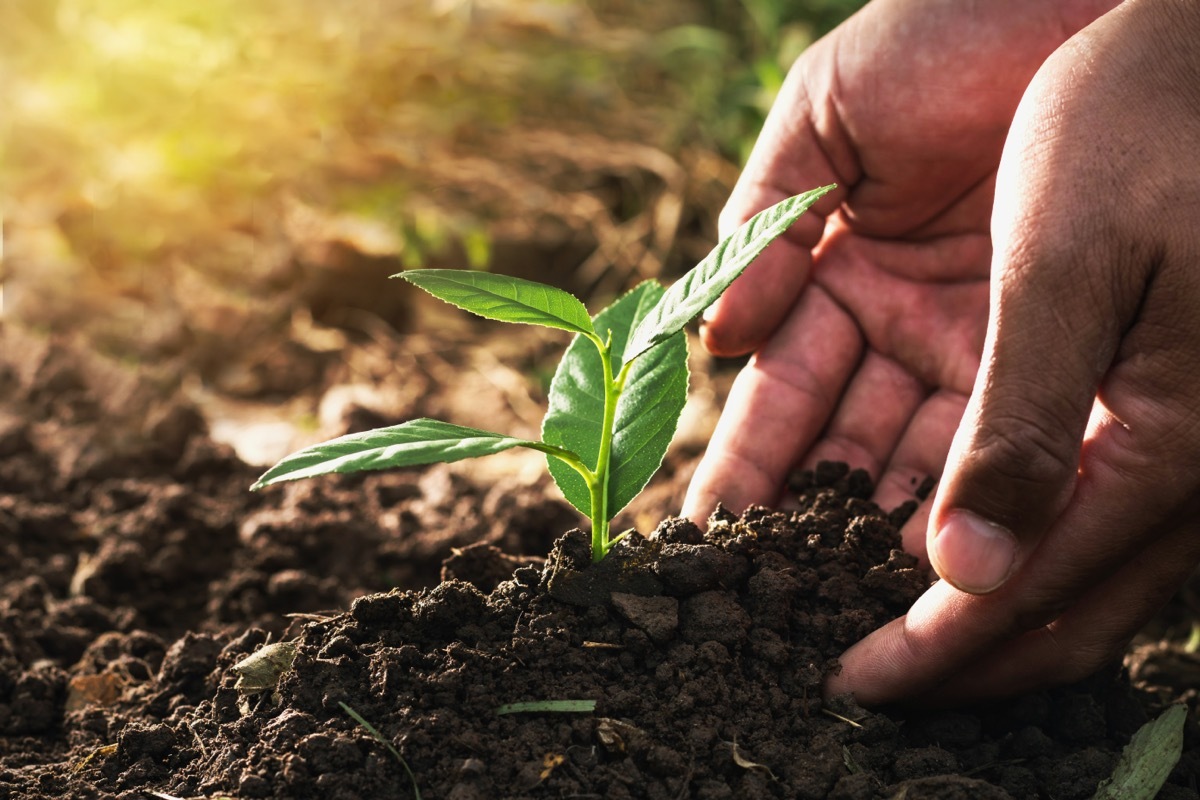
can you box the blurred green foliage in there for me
[1,0,865,307]
[659,0,866,162]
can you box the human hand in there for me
[829,0,1200,704]
[682,0,1119,546]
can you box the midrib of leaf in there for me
[607,338,687,505]
[623,185,834,362]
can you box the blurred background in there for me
[0,0,866,520]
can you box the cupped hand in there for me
[830,0,1200,704]
[683,0,1119,540]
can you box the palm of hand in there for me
[687,25,1003,533]
[683,0,1065,532]
[685,193,993,553]
[685,0,1200,707]
[772,208,993,551]
[812,205,989,396]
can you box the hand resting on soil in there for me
[684,0,1200,705]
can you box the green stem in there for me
[522,442,594,483]
[579,331,636,562]
[590,353,635,562]
[589,344,616,562]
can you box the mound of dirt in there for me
[1,328,1197,799]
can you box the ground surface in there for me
[0,324,1197,799]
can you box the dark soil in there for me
[1,327,1198,799]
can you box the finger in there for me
[967,322,1200,695]
[825,577,973,706]
[829,378,1200,705]
[929,516,1200,704]
[923,88,1151,596]
[871,390,969,558]
[833,467,1200,706]
[682,285,861,525]
[800,350,926,478]
[896,500,933,564]
[699,51,847,358]
[872,391,966,510]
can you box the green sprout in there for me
[495,699,598,715]
[340,702,422,800]
[251,186,834,561]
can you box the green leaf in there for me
[1092,704,1187,800]
[252,419,572,489]
[395,269,596,337]
[623,184,835,362]
[495,700,596,715]
[340,703,423,800]
[543,281,688,517]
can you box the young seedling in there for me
[252,186,834,561]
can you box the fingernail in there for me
[701,302,720,325]
[929,510,1017,594]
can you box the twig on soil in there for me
[284,612,337,623]
[725,736,777,781]
[71,743,116,774]
[1185,621,1200,654]
[340,702,422,800]
[821,708,865,728]
[842,745,862,774]
[187,720,209,758]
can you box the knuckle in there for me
[971,402,1078,490]
[754,356,834,416]
[1088,390,1200,504]
[1015,596,1135,686]
[1106,382,1200,466]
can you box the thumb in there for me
[927,54,1140,595]
[928,266,1110,595]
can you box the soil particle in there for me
[544,530,664,606]
[679,590,751,646]
[611,592,679,643]
[654,540,746,595]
